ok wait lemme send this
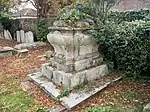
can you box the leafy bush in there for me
[59,7,86,22]
[56,89,70,100]
[89,21,150,75]
[85,106,115,112]
[36,19,49,42]
[109,10,150,23]
[58,5,93,27]
[75,0,150,76]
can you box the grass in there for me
[0,79,42,112]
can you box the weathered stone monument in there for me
[29,19,109,89]
[28,20,121,110]
[44,27,108,88]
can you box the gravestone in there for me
[4,30,12,40]
[7,30,12,40]
[28,31,34,43]
[25,31,34,43]
[4,30,9,40]
[25,32,28,42]
[16,31,21,42]
[20,30,25,42]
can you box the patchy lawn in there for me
[0,79,40,112]
[0,39,150,112]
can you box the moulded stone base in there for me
[42,63,108,88]
[50,53,103,73]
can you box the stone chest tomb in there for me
[42,26,108,89]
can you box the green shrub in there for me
[108,10,150,23]
[89,21,150,75]
[59,8,85,22]
[85,106,115,112]
[36,19,49,42]
[56,89,70,100]
[75,1,150,76]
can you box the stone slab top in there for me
[48,27,91,31]
[28,72,122,109]
[0,46,14,52]
[17,49,28,53]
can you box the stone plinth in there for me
[44,27,108,88]
[0,46,15,58]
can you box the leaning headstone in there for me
[4,30,9,40]
[20,30,25,43]
[7,30,12,40]
[143,103,150,112]
[16,31,21,42]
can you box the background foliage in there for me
[89,21,150,75]
[36,19,49,42]
[0,0,16,19]
[74,0,150,76]
[109,10,150,23]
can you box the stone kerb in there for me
[45,26,108,88]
